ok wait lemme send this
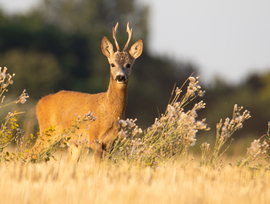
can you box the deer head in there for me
[101,22,143,85]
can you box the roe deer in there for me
[26,22,143,164]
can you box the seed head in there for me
[188,76,196,83]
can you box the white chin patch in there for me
[117,80,126,84]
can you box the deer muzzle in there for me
[115,75,127,84]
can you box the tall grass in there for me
[25,112,96,162]
[105,76,269,169]
[0,67,29,161]
[105,76,210,166]
[1,68,269,168]
[1,68,270,203]
[1,159,270,204]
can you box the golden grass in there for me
[1,71,269,204]
[1,154,269,204]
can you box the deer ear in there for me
[129,39,143,59]
[101,36,114,58]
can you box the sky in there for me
[0,0,270,84]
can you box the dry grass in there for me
[0,155,270,204]
[1,69,270,204]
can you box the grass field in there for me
[1,155,270,204]
[0,70,270,204]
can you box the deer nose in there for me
[115,75,126,83]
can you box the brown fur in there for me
[26,23,143,164]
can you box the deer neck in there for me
[106,77,128,119]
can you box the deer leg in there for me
[24,137,48,162]
[94,141,108,164]
[102,149,107,160]
[67,143,82,165]
[94,140,103,164]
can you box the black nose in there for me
[115,75,126,82]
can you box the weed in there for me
[0,68,269,171]
[25,112,96,162]
[0,67,29,162]
[200,104,251,167]
[106,76,210,166]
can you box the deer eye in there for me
[126,64,131,68]
[110,63,116,68]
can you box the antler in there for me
[123,22,133,52]
[113,22,120,51]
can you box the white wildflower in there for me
[187,87,195,96]
[118,129,127,139]
[179,112,187,121]
[234,115,243,123]
[198,90,205,97]
[249,140,261,155]
[175,87,182,95]
[190,110,198,118]
[187,115,195,124]
[1,83,7,89]
[188,76,196,83]
[16,89,29,104]
[0,72,6,80]
[118,119,127,128]
[167,104,177,117]
[196,120,207,129]
[126,119,133,129]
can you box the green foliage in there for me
[0,67,29,162]
[0,111,19,153]
[203,71,270,139]
[35,0,149,39]
[0,50,62,99]
[258,72,270,102]
[0,22,92,97]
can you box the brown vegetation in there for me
[1,159,270,204]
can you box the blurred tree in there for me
[202,72,270,138]
[127,55,197,126]
[0,50,62,99]
[35,0,149,40]
[259,71,270,102]
[0,19,92,93]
